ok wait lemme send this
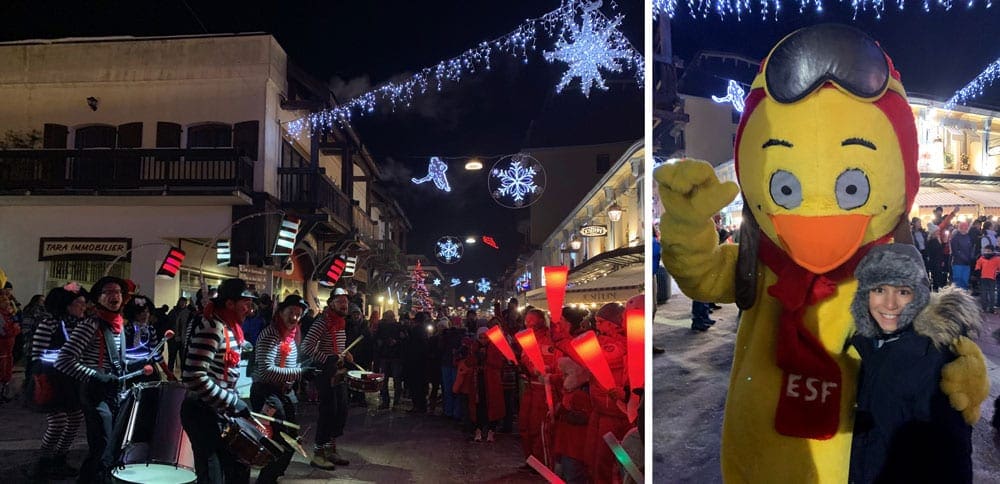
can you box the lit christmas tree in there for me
[410,260,434,312]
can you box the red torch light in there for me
[570,331,615,390]
[626,308,644,389]
[515,328,545,374]
[486,325,516,363]
[543,266,569,324]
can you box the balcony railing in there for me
[277,167,352,227]
[0,148,253,194]
[353,204,377,241]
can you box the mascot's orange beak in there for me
[770,214,871,274]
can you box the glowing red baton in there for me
[526,456,565,484]
[485,325,516,363]
[570,331,615,390]
[543,266,569,323]
[625,308,644,389]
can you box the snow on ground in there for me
[653,279,1000,483]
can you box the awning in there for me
[913,186,976,208]
[525,263,643,311]
[567,245,644,285]
[939,183,1000,211]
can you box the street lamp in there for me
[569,235,583,251]
[607,201,623,222]
[465,236,476,244]
[465,158,483,170]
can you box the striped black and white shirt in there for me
[55,317,124,382]
[182,316,241,412]
[253,324,302,386]
[303,313,346,365]
[31,315,76,363]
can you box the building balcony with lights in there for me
[0,34,409,308]
[518,140,644,311]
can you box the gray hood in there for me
[850,244,931,338]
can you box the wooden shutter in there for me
[43,124,68,148]
[117,122,143,148]
[156,122,181,148]
[233,120,259,160]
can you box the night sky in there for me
[666,4,1000,107]
[0,1,645,295]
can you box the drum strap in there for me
[100,327,126,377]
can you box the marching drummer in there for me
[55,276,129,484]
[302,287,354,470]
[123,294,163,382]
[180,278,255,484]
[250,294,315,484]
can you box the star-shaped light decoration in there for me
[433,278,442,287]
[543,2,630,97]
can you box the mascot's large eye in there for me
[769,170,802,210]
[835,169,870,210]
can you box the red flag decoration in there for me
[571,331,615,390]
[515,328,546,374]
[321,255,347,286]
[626,308,644,389]
[271,215,301,256]
[486,325,517,363]
[216,240,231,266]
[482,236,499,249]
[157,247,185,278]
[543,266,569,323]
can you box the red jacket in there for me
[467,341,506,423]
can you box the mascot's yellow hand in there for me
[655,159,740,225]
[940,336,990,425]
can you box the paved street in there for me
[653,280,1000,483]
[0,371,542,484]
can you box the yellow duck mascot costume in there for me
[656,24,989,483]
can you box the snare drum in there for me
[221,417,283,468]
[346,370,385,393]
[112,382,196,484]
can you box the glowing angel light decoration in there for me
[412,157,452,192]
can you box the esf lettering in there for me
[785,374,837,404]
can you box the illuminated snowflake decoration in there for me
[450,278,462,287]
[433,278,442,286]
[489,153,546,209]
[476,278,492,294]
[435,236,464,264]
[543,3,630,97]
[411,156,451,192]
[712,80,747,113]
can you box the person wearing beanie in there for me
[180,278,256,483]
[467,326,506,443]
[28,283,88,480]
[250,294,314,484]
[55,276,129,484]
[584,302,631,484]
[848,244,978,484]
[518,308,558,458]
[302,288,355,470]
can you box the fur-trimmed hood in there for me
[912,285,981,348]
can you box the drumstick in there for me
[251,412,301,430]
[340,335,364,356]
[280,431,308,458]
[350,361,368,372]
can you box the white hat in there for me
[331,287,349,297]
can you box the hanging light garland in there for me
[287,0,643,138]
[944,57,1000,110]
[653,0,991,20]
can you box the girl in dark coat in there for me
[848,244,978,484]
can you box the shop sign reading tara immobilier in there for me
[38,237,132,261]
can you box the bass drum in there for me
[112,381,196,484]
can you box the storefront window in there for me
[45,260,130,292]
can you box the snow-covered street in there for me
[653,279,1000,483]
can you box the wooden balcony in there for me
[0,148,253,198]
[353,203,377,241]
[277,166,352,230]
